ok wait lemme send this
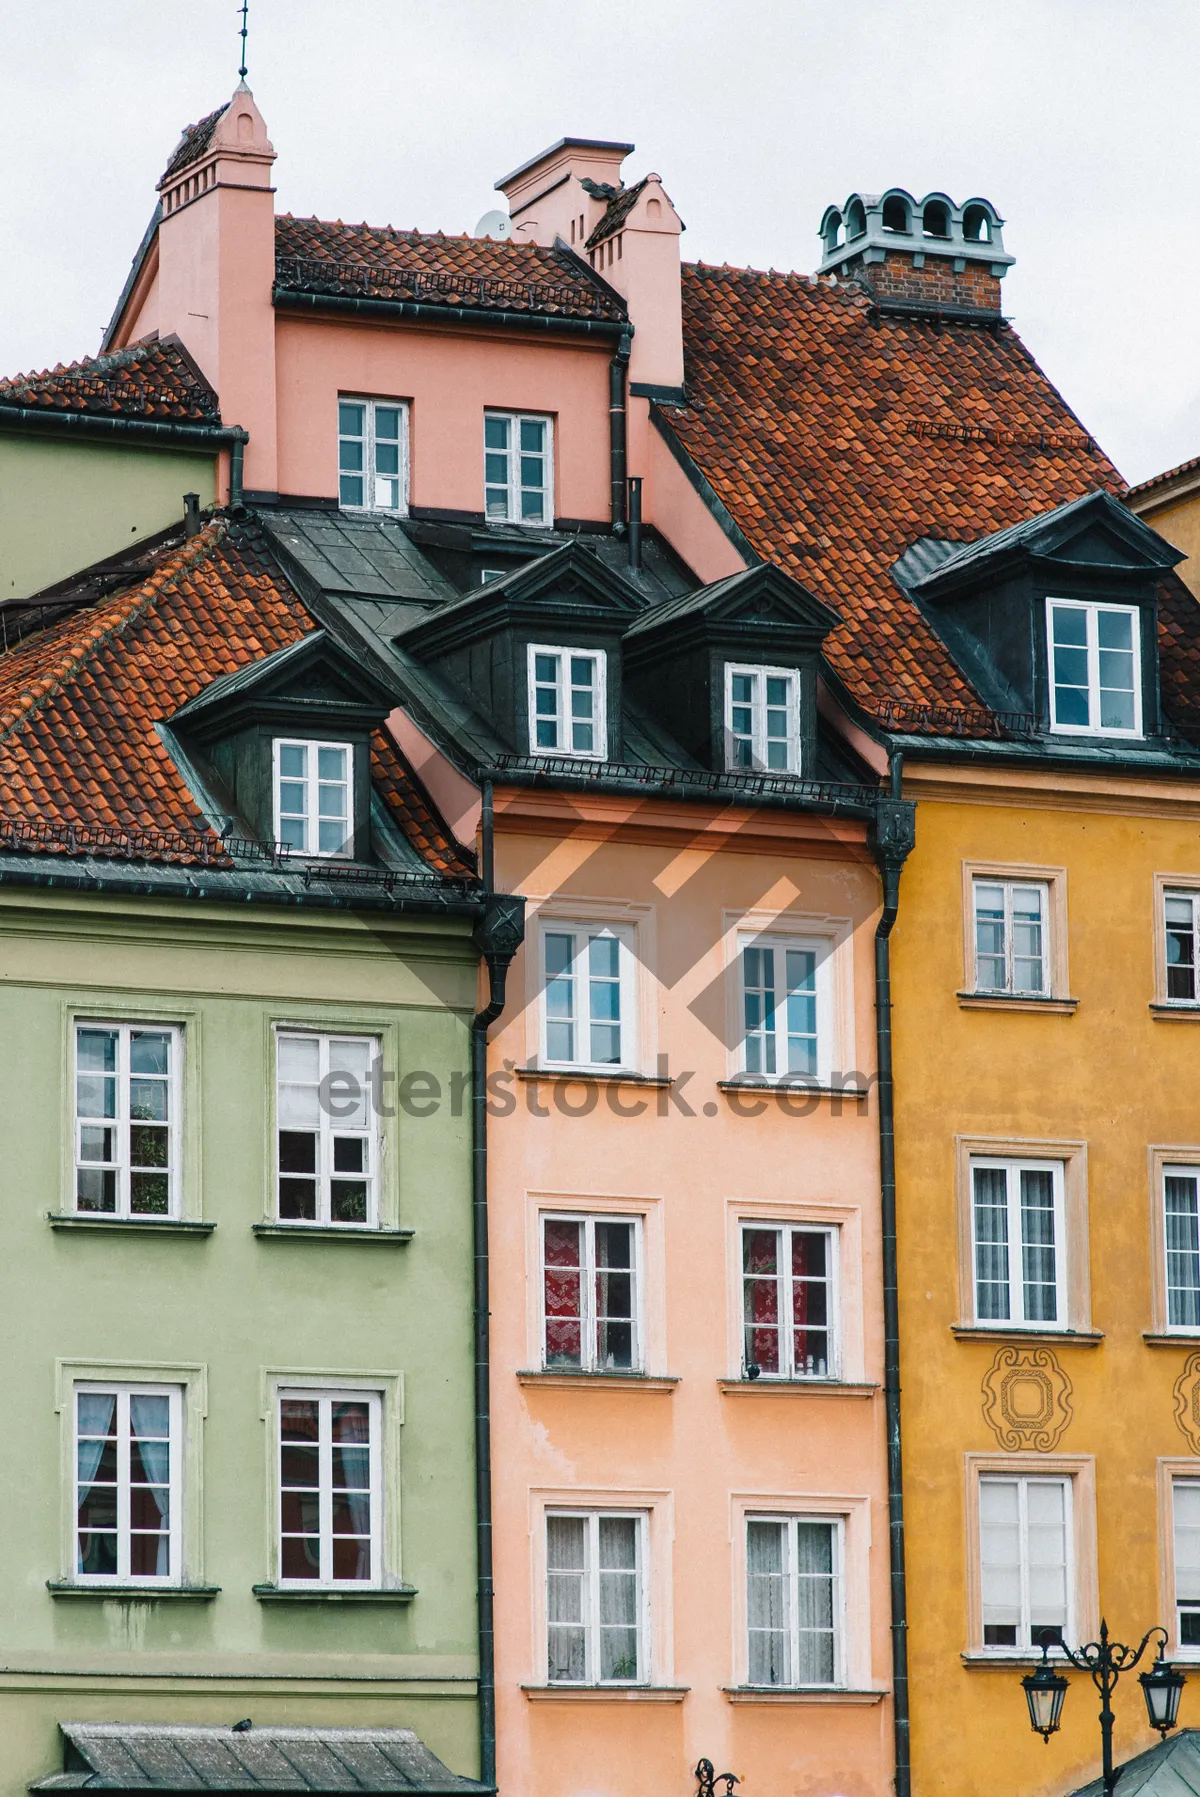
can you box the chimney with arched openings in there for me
[817,188,1014,320]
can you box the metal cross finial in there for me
[238,0,249,80]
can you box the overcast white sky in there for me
[1,0,1195,484]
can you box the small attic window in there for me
[963,204,992,243]
[922,200,951,239]
[528,646,607,760]
[846,198,867,240]
[725,665,802,774]
[823,211,844,253]
[882,196,910,233]
[275,739,354,857]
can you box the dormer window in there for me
[485,412,552,525]
[528,646,606,760]
[274,739,353,856]
[1047,599,1142,737]
[338,399,408,514]
[725,665,802,773]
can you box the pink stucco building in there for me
[97,85,901,1797]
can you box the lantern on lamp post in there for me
[1018,1622,1185,1797]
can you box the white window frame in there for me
[737,931,833,1084]
[484,410,553,526]
[276,1387,383,1590]
[1173,1478,1200,1659]
[73,1021,182,1219]
[744,1513,845,1689]
[1164,890,1200,1004]
[526,644,608,762]
[73,1382,182,1588]
[978,1473,1074,1653]
[970,1157,1068,1329]
[971,877,1051,996]
[540,1213,642,1373]
[338,396,409,515]
[1046,596,1143,738]
[724,662,803,774]
[272,738,354,860]
[545,1509,648,1685]
[274,1029,382,1227]
[538,921,635,1069]
[740,1221,840,1380]
[1164,1166,1200,1333]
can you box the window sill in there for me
[47,1582,219,1601]
[715,1080,869,1102]
[251,1225,414,1244]
[1150,1003,1200,1021]
[722,1686,886,1706]
[47,1214,215,1236]
[950,1326,1103,1347]
[961,1650,1066,1668]
[516,1068,674,1089]
[1143,1332,1200,1347]
[718,1378,878,1398]
[955,992,1078,1015]
[517,1370,679,1392]
[252,1584,417,1604]
[521,1685,688,1704]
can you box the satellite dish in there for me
[473,209,512,241]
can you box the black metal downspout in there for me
[609,328,631,530]
[229,434,246,510]
[470,782,526,1791]
[870,753,917,1797]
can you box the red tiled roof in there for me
[586,179,648,249]
[161,105,228,183]
[666,264,1200,732]
[274,216,625,322]
[1127,452,1200,501]
[0,521,472,876]
[0,337,220,424]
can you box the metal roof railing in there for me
[487,754,881,811]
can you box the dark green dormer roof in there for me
[625,562,840,648]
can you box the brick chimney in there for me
[495,139,685,388]
[155,83,278,490]
[817,189,1013,318]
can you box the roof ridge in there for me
[0,340,158,393]
[0,522,226,746]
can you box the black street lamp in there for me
[1019,1622,1185,1797]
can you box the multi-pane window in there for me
[740,936,824,1079]
[75,1384,179,1585]
[484,412,552,524]
[979,1475,1071,1649]
[541,924,632,1068]
[542,1215,639,1372]
[746,1516,841,1687]
[274,739,353,858]
[1165,1170,1200,1329]
[973,880,1049,995]
[725,665,802,773]
[1174,1481,1200,1651]
[546,1511,644,1684]
[742,1225,837,1378]
[74,1023,178,1217]
[1047,598,1141,736]
[527,645,606,759]
[276,1032,379,1226]
[338,399,407,513]
[1165,892,1200,1001]
[971,1159,1066,1328]
[278,1391,380,1586]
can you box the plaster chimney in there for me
[817,189,1014,318]
[155,84,278,491]
[495,139,685,389]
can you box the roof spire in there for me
[238,0,249,81]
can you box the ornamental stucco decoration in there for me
[1172,1352,1200,1452]
[981,1345,1073,1451]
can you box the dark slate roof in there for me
[661,260,1200,740]
[905,488,1182,592]
[1071,1728,1200,1796]
[161,106,228,183]
[586,178,649,249]
[266,510,458,606]
[34,1722,490,1794]
[274,217,626,323]
[0,518,473,879]
[0,338,220,424]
